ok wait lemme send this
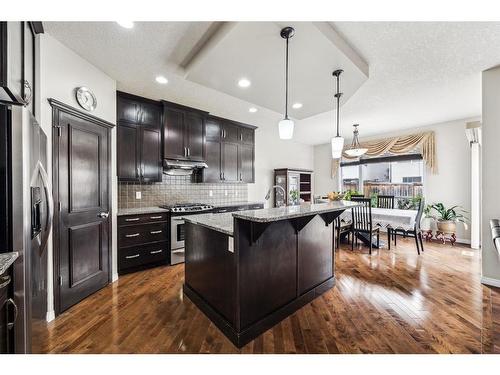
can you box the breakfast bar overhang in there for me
[183,201,359,347]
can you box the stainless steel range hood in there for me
[163,159,208,176]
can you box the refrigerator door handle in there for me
[34,161,54,254]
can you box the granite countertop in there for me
[232,201,361,223]
[0,252,19,276]
[183,213,235,236]
[117,207,169,216]
[183,201,360,235]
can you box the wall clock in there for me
[75,86,97,111]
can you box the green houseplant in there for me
[343,190,361,201]
[428,203,469,233]
[289,189,299,205]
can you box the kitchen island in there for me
[183,201,359,347]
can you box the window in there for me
[340,155,424,207]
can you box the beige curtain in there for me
[331,131,437,178]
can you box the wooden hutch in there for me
[273,168,314,207]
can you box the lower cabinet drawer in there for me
[119,242,169,272]
[119,222,168,247]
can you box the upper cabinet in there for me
[0,22,40,114]
[162,101,207,161]
[116,93,257,184]
[202,115,256,183]
[117,92,162,183]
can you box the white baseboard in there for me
[112,273,119,283]
[46,310,55,322]
[481,276,500,288]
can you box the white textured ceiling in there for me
[296,22,500,144]
[44,22,500,145]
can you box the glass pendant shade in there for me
[279,118,294,140]
[331,136,344,158]
[344,147,368,157]
[344,124,368,157]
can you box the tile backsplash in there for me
[118,174,248,209]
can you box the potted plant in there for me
[289,189,299,205]
[428,203,469,233]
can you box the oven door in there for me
[170,217,185,265]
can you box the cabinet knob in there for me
[98,212,109,218]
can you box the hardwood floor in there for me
[37,238,500,353]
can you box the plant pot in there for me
[420,217,433,231]
[437,220,456,233]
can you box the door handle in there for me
[187,147,190,157]
[31,161,53,255]
[125,254,140,259]
[6,298,18,330]
[23,80,32,106]
[150,250,163,254]
[150,230,162,234]
[125,217,140,222]
[150,216,163,219]
[125,233,140,238]
[98,212,109,218]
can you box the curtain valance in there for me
[331,131,437,178]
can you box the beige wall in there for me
[38,33,117,320]
[313,118,477,242]
[481,66,500,286]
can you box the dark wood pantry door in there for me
[51,100,113,314]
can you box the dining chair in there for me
[335,217,353,250]
[377,195,395,209]
[391,198,425,254]
[351,198,380,254]
[350,194,365,199]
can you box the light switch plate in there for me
[135,191,142,200]
[209,190,213,197]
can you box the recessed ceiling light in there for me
[249,107,258,113]
[155,76,168,84]
[117,21,134,29]
[292,102,303,109]
[238,78,251,88]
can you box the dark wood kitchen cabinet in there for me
[239,144,254,183]
[1,273,14,354]
[117,92,162,183]
[118,213,169,274]
[163,101,207,161]
[203,116,256,183]
[0,22,41,113]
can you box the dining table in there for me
[338,206,418,232]
[316,199,419,248]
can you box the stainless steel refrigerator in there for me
[2,104,52,353]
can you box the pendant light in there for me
[344,124,368,157]
[331,69,344,158]
[278,26,295,140]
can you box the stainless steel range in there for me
[159,203,213,265]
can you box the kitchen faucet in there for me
[265,185,286,207]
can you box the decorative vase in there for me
[437,220,456,233]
